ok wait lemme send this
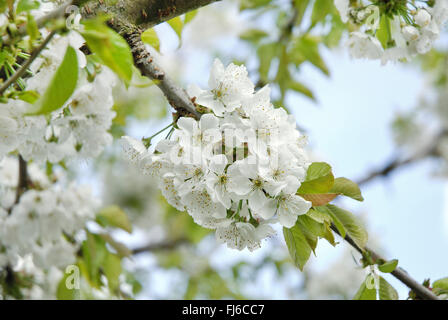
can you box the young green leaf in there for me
[353,277,377,300]
[325,204,368,248]
[16,0,39,14]
[167,16,184,40]
[379,277,399,300]
[103,252,122,292]
[378,259,398,273]
[96,205,133,233]
[330,177,364,201]
[299,193,338,206]
[184,10,198,25]
[141,28,160,51]
[81,19,133,84]
[28,46,78,115]
[298,162,334,194]
[283,225,312,271]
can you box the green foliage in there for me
[283,224,312,271]
[298,162,334,194]
[28,46,78,115]
[330,177,364,201]
[141,28,160,51]
[81,19,133,84]
[322,204,368,248]
[96,205,133,233]
[432,277,448,297]
[379,276,399,300]
[167,16,184,41]
[16,0,39,14]
[378,259,398,273]
[353,276,377,300]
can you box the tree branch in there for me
[132,238,188,255]
[13,155,29,207]
[123,27,201,118]
[331,225,440,300]
[81,0,220,31]
[357,130,447,186]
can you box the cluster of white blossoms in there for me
[334,0,448,63]
[0,32,117,164]
[122,59,312,251]
[0,157,98,298]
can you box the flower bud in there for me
[402,26,420,41]
[414,9,431,27]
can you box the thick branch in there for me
[124,28,200,118]
[331,225,440,300]
[81,0,220,31]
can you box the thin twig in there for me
[357,130,446,186]
[331,225,440,300]
[132,238,188,255]
[13,155,29,208]
[0,31,56,95]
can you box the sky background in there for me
[116,1,448,299]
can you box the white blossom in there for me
[124,59,312,251]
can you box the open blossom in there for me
[0,157,99,298]
[0,32,117,164]
[122,59,312,251]
[338,0,448,63]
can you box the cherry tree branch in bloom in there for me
[0,31,56,95]
[331,225,440,300]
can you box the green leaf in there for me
[240,0,272,10]
[56,271,79,300]
[257,43,278,82]
[16,0,39,14]
[376,14,390,49]
[240,29,269,43]
[298,162,334,194]
[288,80,315,100]
[141,28,160,51]
[293,0,311,24]
[167,16,184,40]
[103,252,122,292]
[379,277,399,300]
[299,193,338,206]
[306,207,332,224]
[28,46,78,115]
[184,10,198,25]
[311,0,334,27]
[291,35,330,76]
[97,205,132,233]
[82,232,108,288]
[353,277,377,300]
[26,12,39,42]
[330,177,364,201]
[283,225,312,271]
[325,204,368,248]
[378,259,398,273]
[316,205,346,238]
[433,277,448,290]
[81,19,133,84]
